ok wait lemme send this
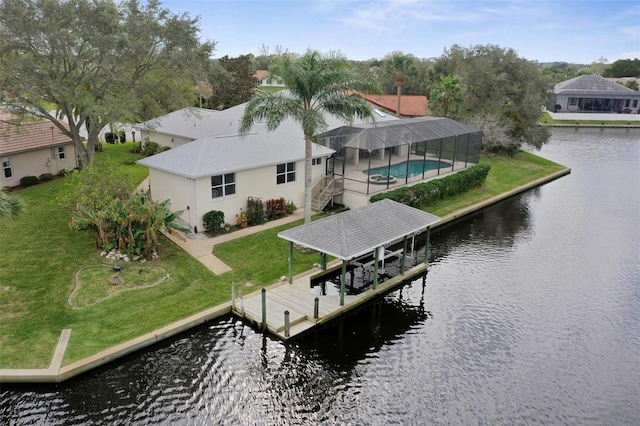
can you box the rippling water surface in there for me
[2,128,639,425]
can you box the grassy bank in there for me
[0,144,566,369]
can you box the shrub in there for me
[265,197,288,220]
[57,168,68,177]
[245,196,264,226]
[285,200,297,214]
[38,173,54,182]
[142,142,160,157]
[105,132,119,144]
[118,131,126,143]
[370,164,491,207]
[203,210,225,233]
[129,146,142,154]
[20,176,39,187]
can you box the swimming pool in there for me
[364,159,450,179]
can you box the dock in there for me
[232,261,429,340]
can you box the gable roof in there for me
[361,94,428,117]
[554,74,638,96]
[0,117,73,156]
[254,70,270,80]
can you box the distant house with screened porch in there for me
[553,74,640,113]
[135,99,482,233]
[0,112,78,188]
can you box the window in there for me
[312,157,322,166]
[57,146,66,160]
[569,98,577,106]
[276,162,295,184]
[633,100,638,108]
[2,156,12,178]
[211,173,236,198]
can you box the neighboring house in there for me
[359,94,429,117]
[133,106,242,148]
[136,101,482,233]
[554,74,640,113]
[0,112,77,188]
[254,70,285,87]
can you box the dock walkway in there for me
[233,262,429,340]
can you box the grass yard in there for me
[425,151,567,217]
[0,143,567,369]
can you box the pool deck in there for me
[0,167,571,384]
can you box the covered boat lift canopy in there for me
[278,199,440,305]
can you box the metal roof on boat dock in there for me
[278,199,440,260]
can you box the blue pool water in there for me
[365,159,450,179]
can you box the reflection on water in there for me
[2,129,639,425]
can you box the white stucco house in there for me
[136,97,483,234]
[133,106,242,148]
[136,102,398,232]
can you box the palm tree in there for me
[384,52,417,117]
[429,76,465,117]
[239,50,375,223]
[0,189,24,219]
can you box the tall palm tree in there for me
[384,52,418,117]
[239,50,375,223]
[0,189,24,219]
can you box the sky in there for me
[162,0,640,65]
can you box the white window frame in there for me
[211,173,236,198]
[2,156,12,178]
[276,162,296,184]
[312,157,321,166]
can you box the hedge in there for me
[369,164,491,207]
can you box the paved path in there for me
[163,209,308,275]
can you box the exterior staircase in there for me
[311,176,343,212]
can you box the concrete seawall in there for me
[0,166,571,384]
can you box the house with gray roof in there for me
[136,99,482,234]
[554,74,640,113]
[136,101,398,232]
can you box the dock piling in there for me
[231,284,236,309]
[314,297,319,319]
[261,288,267,331]
[284,310,290,337]
[240,289,244,313]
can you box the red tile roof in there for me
[361,94,429,117]
[0,118,73,156]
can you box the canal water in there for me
[2,128,639,425]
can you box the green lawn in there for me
[0,143,567,369]
[425,151,567,217]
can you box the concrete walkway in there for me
[163,209,308,275]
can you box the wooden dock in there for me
[232,262,429,340]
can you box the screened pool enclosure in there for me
[317,116,483,196]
